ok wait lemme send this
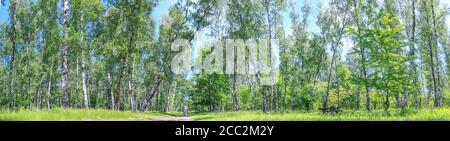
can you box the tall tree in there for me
[6,0,18,111]
[263,0,286,112]
[323,0,351,112]
[418,0,444,108]
[430,0,442,107]
[72,0,103,108]
[398,0,420,109]
[61,0,71,108]
[351,0,372,112]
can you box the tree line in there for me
[0,0,449,113]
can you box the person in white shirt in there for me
[183,103,189,117]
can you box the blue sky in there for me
[151,0,178,38]
[0,0,9,24]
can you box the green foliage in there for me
[192,73,230,112]
[349,7,410,111]
[191,108,450,121]
[238,86,252,110]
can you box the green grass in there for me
[2,108,450,121]
[0,108,171,121]
[191,108,450,121]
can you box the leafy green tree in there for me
[6,0,18,111]
[350,11,409,112]
[61,0,70,108]
[323,0,352,112]
[193,73,229,112]
[72,0,104,108]
[418,0,446,108]
[226,0,266,112]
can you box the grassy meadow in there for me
[0,108,171,121]
[190,108,450,121]
[1,108,450,121]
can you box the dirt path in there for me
[152,116,193,121]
